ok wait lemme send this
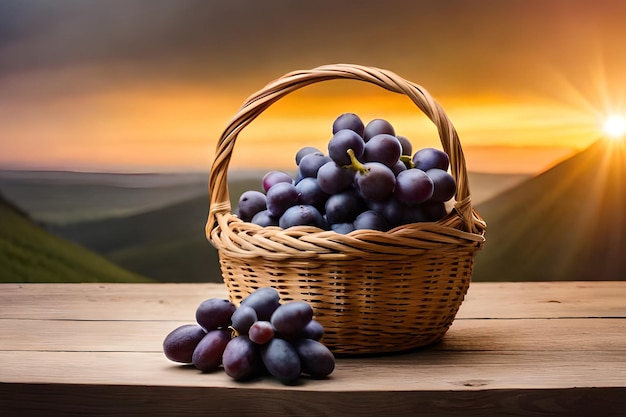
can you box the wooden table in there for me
[1,282,625,416]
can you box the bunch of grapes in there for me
[163,287,335,385]
[237,113,457,233]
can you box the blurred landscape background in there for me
[1,0,625,283]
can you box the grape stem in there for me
[400,155,415,169]
[228,326,239,338]
[342,149,369,175]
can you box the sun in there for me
[603,115,626,140]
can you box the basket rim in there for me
[210,210,484,261]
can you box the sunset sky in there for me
[1,0,626,174]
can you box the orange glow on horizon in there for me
[0,75,609,174]
[218,89,597,173]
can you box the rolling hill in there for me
[47,171,528,283]
[49,194,222,283]
[44,174,265,283]
[0,193,153,283]
[10,142,624,283]
[0,170,211,224]
[473,139,626,281]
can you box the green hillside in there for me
[49,191,227,283]
[46,175,264,283]
[0,170,210,224]
[0,194,153,283]
[48,172,530,283]
[473,139,626,281]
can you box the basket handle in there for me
[208,64,483,234]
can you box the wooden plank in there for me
[0,283,227,321]
[461,281,626,318]
[1,317,625,353]
[1,282,625,320]
[1,382,624,417]
[1,350,625,390]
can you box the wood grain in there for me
[1,282,625,417]
[1,318,624,352]
[1,349,625,389]
[1,281,624,320]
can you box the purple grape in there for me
[353,209,390,231]
[332,112,365,136]
[364,118,395,141]
[394,168,434,206]
[162,324,207,364]
[195,298,237,331]
[299,319,324,341]
[250,209,279,227]
[260,338,302,384]
[412,147,450,171]
[266,182,300,217]
[262,171,293,192]
[295,146,322,165]
[391,160,408,176]
[426,168,456,202]
[396,135,413,156]
[354,162,396,202]
[418,200,448,222]
[248,321,275,345]
[368,197,404,228]
[362,134,402,168]
[317,161,355,195]
[401,204,430,225]
[223,335,262,381]
[330,222,355,234]
[365,198,386,212]
[324,189,366,224]
[270,301,314,339]
[231,305,258,334]
[295,177,329,212]
[298,152,331,178]
[241,287,281,321]
[292,338,335,378]
[371,195,434,226]
[328,129,365,166]
[237,190,267,222]
[279,205,327,229]
[191,329,231,372]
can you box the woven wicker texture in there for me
[206,64,486,354]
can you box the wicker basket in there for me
[206,64,486,355]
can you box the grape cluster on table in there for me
[163,287,335,385]
[237,113,456,233]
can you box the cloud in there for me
[2,0,625,99]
